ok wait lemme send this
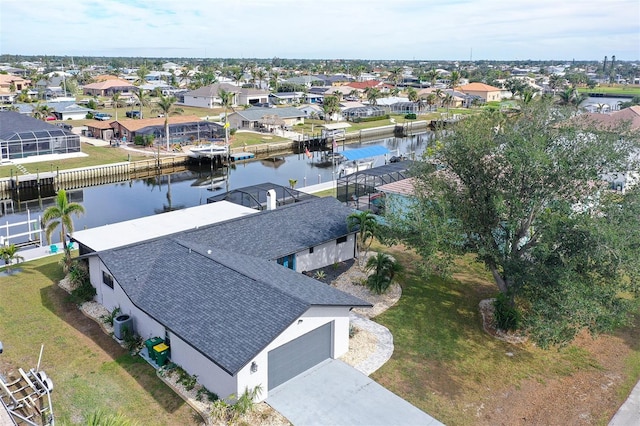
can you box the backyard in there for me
[2,246,639,424]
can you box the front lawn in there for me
[0,143,150,178]
[371,247,640,425]
[0,257,198,425]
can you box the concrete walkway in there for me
[609,379,640,425]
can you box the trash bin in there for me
[145,337,163,361]
[153,343,170,367]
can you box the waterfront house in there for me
[227,106,305,131]
[182,83,269,109]
[71,197,368,402]
[0,111,81,161]
[110,115,223,144]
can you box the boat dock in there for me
[230,152,256,162]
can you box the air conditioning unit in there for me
[113,314,134,340]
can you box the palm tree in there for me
[322,95,340,122]
[425,69,440,87]
[365,252,402,294]
[133,88,149,119]
[111,92,123,121]
[43,189,85,272]
[218,88,234,145]
[256,69,267,90]
[406,87,418,103]
[346,210,377,267]
[365,87,381,106]
[32,103,55,121]
[389,66,402,88]
[449,70,461,90]
[443,93,454,115]
[434,89,443,107]
[0,244,24,274]
[135,65,149,86]
[232,68,244,87]
[270,69,280,92]
[152,95,183,151]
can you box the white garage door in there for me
[268,322,333,389]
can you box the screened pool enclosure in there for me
[0,111,81,161]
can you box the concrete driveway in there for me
[267,359,443,426]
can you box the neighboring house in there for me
[83,79,137,96]
[456,82,502,102]
[298,104,322,118]
[285,75,324,88]
[227,106,305,131]
[269,92,306,105]
[182,83,269,108]
[71,197,368,402]
[0,111,81,161]
[13,101,93,120]
[0,74,30,93]
[110,115,223,144]
[86,120,116,141]
[580,106,640,192]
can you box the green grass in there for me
[0,257,198,425]
[370,249,640,425]
[0,143,151,178]
[230,131,290,147]
[577,85,640,96]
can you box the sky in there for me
[1,0,639,61]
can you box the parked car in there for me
[94,112,112,121]
[126,110,142,119]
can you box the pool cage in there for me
[1,128,81,161]
[337,161,415,214]
[135,121,224,145]
[343,106,387,121]
[207,182,317,211]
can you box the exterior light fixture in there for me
[251,361,258,373]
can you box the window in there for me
[102,271,114,289]
[336,236,347,244]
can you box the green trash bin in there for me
[145,337,163,361]
[153,343,170,367]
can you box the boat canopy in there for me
[342,146,390,161]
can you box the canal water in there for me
[2,133,432,243]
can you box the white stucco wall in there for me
[295,234,356,272]
[183,96,214,109]
[88,257,353,404]
[169,334,238,401]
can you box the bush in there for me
[493,292,521,331]
[121,326,142,353]
[404,113,417,119]
[68,261,96,304]
[101,306,121,326]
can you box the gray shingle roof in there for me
[182,196,353,259]
[184,82,239,97]
[99,236,369,375]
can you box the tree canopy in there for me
[385,98,640,346]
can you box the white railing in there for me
[0,210,43,247]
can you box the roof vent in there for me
[207,249,212,255]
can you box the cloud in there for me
[1,0,638,59]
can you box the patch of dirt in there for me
[476,329,637,425]
[475,298,639,425]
